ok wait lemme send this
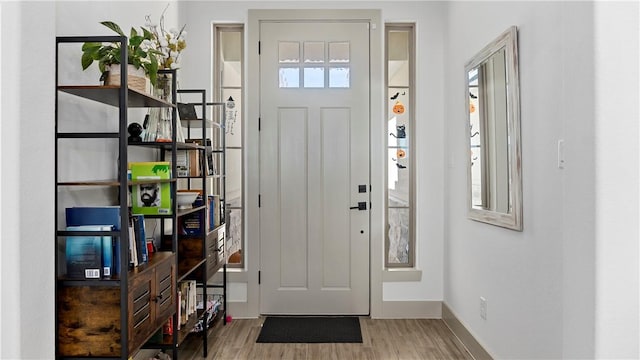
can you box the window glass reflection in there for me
[329,67,350,88]
[303,67,324,88]
[279,42,299,63]
[329,42,350,63]
[279,67,300,88]
[304,41,324,63]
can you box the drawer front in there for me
[204,230,217,257]
[206,252,219,277]
[216,227,225,264]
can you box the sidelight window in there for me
[215,24,244,267]
[385,24,415,268]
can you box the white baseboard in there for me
[442,303,493,360]
[376,300,442,318]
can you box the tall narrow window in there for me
[385,24,415,268]
[215,25,244,267]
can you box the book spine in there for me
[102,235,113,277]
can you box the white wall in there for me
[1,4,23,359]
[445,1,639,359]
[1,2,56,358]
[445,2,577,359]
[593,2,639,358]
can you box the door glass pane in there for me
[329,42,350,63]
[388,207,409,264]
[279,42,299,63]
[329,67,350,88]
[303,67,324,88]
[221,31,242,87]
[387,148,409,204]
[226,208,243,264]
[304,41,324,63]
[388,31,409,87]
[279,67,300,88]
[226,148,242,206]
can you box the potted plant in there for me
[81,21,161,92]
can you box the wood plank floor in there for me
[177,318,473,360]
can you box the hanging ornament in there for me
[393,100,405,115]
[225,96,238,135]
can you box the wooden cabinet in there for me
[178,229,224,280]
[128,253,176,351]
[58,253,175,357]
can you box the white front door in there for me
[259,20,370,315]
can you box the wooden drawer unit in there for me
[57,252,175,357]
[179,228,224,281]
[58,286,122,357]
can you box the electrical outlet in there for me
[480,297,487,320]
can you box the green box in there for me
[130,162,172,215]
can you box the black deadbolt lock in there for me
[358,184,367,193]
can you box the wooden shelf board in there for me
[180,118,219,128]
[130,141,203,151]
[58,85,175,108]
[57,178,176,187]
[177,259,208,282]
[177,205,206,217]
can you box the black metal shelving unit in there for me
[55,36,180,359]
[175,89,228,358]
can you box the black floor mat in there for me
[256,316,363,343]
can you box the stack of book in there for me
[64,206,152,278]
[177,280,197,330]
[65,206,120,279]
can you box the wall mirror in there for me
[465,26,522,231]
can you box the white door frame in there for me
[246,9,384,318]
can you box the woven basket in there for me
[105,64,151,94]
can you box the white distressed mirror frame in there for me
[465,26,522,231]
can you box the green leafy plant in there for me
[81,21,161,86]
